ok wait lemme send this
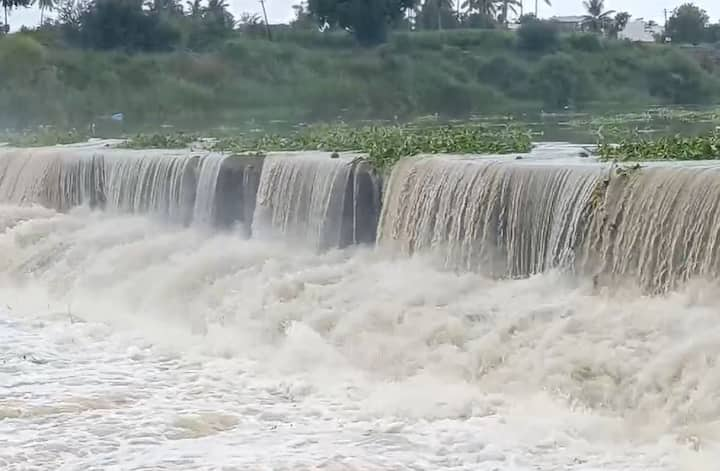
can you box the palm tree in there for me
[38,0,54,25]
[2,0,32,31]
[497,0,521,27]
[186,0,201,17]
[462,0,495,17]
[582,0,615,33]
[533,0,551,17]
[435,0,454,29]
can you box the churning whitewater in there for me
[2,144,720,469]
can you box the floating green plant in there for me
[598,131,720,161]
[211,123,533,170]
[120,133,198,149]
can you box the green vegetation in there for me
[2,27,720,130]
[211,123,533,170]
[598,131,720,161]
[0,127,89,146]
[4,121,531,170]
[120,132,197,149]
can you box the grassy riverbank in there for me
[2,28,720,130]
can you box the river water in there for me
[0,204,718,470]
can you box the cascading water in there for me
[192,153,226,227]
[3,142,720,469]
[0,146,247,228]
[582,164,720,292]
[377,155,606,277]
[251,152,356,250]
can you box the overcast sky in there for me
[6,0,720,30]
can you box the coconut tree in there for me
[497,0,521,27]
[38,0,54,24]
[533,0,551,16]
[462,0,495,17]
[582,0,615,33]
[2,0,32,30]
[186,0,201,17]
[496,0,549,26]
[434,0,455,29]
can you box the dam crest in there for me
[1,141,719,293]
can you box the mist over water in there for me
[2,146,720,469]
[1,205,719,469]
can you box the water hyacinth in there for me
[211,123,533,170]
[120,133,198,149]
[598,131,720,161]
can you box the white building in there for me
[619,19,663,42]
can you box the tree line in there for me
[0,0,719,49]
[2,0,237,50]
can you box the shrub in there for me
[531,52,597,108]
[476,55,530,97]
[566,33,603,52]
[0,35,47,81]
[646,52,717,104]
[517,19,558,53]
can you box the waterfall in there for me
[192,153,226,227]
[7,142,720,293]
[377,155,720,292]
[251,152,355,250]
[583,165,720,292]
[0,146,234,227]
[377,155,606,277]
[101,151,197,224]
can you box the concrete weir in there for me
[213,155,264,234]
[7,140,720,292]
[0,143,383,248]
[250,151,382,250]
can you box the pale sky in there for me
[6,0,720,30]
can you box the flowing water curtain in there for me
[579,165,720,292]
[192,153,226,227]
[377,156,605,277]
[101,150,201,224]
[252,152,354,250]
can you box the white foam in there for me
[1,206,719,469]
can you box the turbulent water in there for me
[378,156,603,277]
[2,145,720,469]
[252,152,357,250]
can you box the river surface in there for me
[0,205,718,470]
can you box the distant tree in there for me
[462,11,496,28]
[581,0,614,34]
[307,0,417,45]
[705,22,720,44]
[38,0,56,25]
[416,0,457,30]
[517,13,536,25]
[203,0,235,34]
[517,17,558,52]
[291,2,316,29]
[497,0,520,27]
[148,0,183,14]
[666,3,709,45]
[607,11,630,39]
[186,0,201,17]
[461,0,495,17]
[498,0,548,27]
[76,0,181,51]
[56,0,85,41]
[2,0,33,31]
[237,12,264,34]
[185,0,234,48]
